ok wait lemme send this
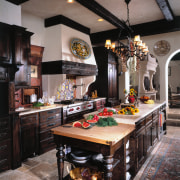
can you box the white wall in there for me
[21,11,45,46]
[136,31,180,104]
[0,0,21,25]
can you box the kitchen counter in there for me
[84,101,166,125]
[16,97,106,116]
[16,104,64,116]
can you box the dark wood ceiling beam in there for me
[5,0,29,5]
[155,0,174,21]
[75,0,127,30]
[90,16,180,45]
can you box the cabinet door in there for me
[0,23,11,63]
[108,63,117,99]
[15,31,32,87]
[152,118,158,145]
[21,113,38,160]
[136,128,146,170]
[146,123,152,155]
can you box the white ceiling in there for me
[21,0,180,33]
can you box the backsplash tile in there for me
[56,79,76,100]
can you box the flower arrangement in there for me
[117,105,139,115]
[124,88,137,103]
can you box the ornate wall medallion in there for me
[153,40,170,56]
[70,38,91,59]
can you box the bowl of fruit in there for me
[98,107,117,117]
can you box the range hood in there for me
[41,60,98,76]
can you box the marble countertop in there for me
[84,101,166,125]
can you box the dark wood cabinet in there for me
[0,22,11,64]
[20,113,39,161]
[14,30,33,87]
[0,116,11,172]
[136,123,146,170]
[90,47,119,107]
[39,108,62,154]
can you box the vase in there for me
[128,96,135,103]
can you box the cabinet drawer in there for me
[136,119,145,132]
[146,114,152,125]
[40,113,61,123]
[39,129,54,141]
[153,109,159,117]
[0,139,11,156]
[0,128,10,141]
[40,108,61,118]
[21,113,38,126]
[40,119,61,132]
[0,158,11,173]
[40,137,56,154]
[0,116,10,129]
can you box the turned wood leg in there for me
[56,144,65,180]
[103,155,114,180]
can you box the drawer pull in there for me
[48,140,54,144]
[0,145,7,151]
[47,123,56,127]
[47,116,56,121]
[0,159,7,165]
[0,133,8,138]
[47,110,55,114]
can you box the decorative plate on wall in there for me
[153,40,170,56]
[70,38,91,59]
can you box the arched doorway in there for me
[166,50,180,107]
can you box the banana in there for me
[144,100,154,104]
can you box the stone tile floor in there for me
[0,125,179,180]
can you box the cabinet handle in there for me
[0,145,7,151]
[47,116,56,121]
[47,123,56,127]
[48,140,54,144]
[47,110,55,114]
[0,133,8,138]
[0,159,7,165]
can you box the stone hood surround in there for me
[42,24,97,98]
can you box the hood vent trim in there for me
[42,60,98,76]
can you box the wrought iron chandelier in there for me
[105,0,149,72]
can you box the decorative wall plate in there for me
[70,38,91,59]
[153,40,170,56]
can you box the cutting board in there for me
[51,122,135,146]
[34,104,57,109]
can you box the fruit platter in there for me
[97,107,117,116]
[72,108,118,129]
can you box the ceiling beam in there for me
[155,0,174,21]
[90,16,180,45]
[5,0,29,5]
[75,0,128,30]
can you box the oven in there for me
[55,100,94,124]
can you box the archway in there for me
[166,49,180,106]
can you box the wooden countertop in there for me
[51,121,135,146]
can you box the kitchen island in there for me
[51,101,166,180]
[51,122,135,180]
